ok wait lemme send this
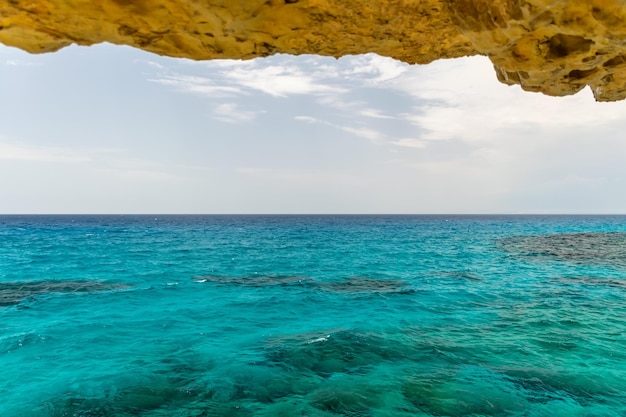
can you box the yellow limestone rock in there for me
[2,0,626,101]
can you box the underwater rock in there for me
[499,232,626,268]
[318,276,411,294]
[193,274,313,287]
[40,368,216,417]
[308,386,373,415]
[438,271,483,281]
[501,367,623,400]
[194,274,414,296]
[403,366,527,416]
[263,329,415,377]
[553,276,626,290]
[0,279,129,307]
[43,384,185,417]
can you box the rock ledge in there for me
[2,0,626,101]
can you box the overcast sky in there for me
[1,42,626,214]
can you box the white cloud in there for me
[294,116,320,123]
[103,168,186,183]
[359,109,395,119]
[201,59,256,69]
[0,140,93,162]
[5,59,41,67]
[340,126,383,142]
[293,115,385,142]
[213,103,265,123]
[390,138,427,149]
[149,74,243,97]
[148,55,349,99]
[224,64,345,97]
[348,54,408,83]
[389,56,626,142]
[134,59,164,69]
[316,96,366,111]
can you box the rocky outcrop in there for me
[2,0,626,101]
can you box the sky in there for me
[1,42,626,214]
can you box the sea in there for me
[1,215,625,417]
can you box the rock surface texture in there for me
[2,0,626,101]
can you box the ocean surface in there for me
[1,215,625,417]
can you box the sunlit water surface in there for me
[1,215,625,416]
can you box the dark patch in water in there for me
[43,383,188,417]
[553,276,626,290]
[319,276,410,294]
[499,232,626,268]
[193,274,313,287]
[197,402,254,417]
[308,385,374,416]
[0,280,129,307]
[194,274,415,296]
[42,366,301,417]
[403,367,526,416]
[438,271,483,281]
[263,329,414,377]
[501,367,622,403]
[41,360,219,417]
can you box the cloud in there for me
[234,166,362,187]
[0,135,188,185]
[234,167,273,176]
[223,64,345,97]
[293,116,320,123]
[293,115,385,142]
[389,138,427,149]
[347,54,408,83]
[315,96,368,112]
[213,103,265,123]
[103,168,186,183]
[134,59,164,69]
[314,96,401,124]
[149,74,243,97]
[148,55,349,102]
[0,140,93,162]
[340,126,383,142]
[5,59,41,67]
[388,56,626,142]
[359,109,395,119]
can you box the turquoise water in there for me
[1,215,625,416]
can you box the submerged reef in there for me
[193,274,313,288]
[193,274,413,295]
[3,1,626,100]
[33,325,626,416]
[263,329,416,377]
[499,232,626,268]
[0,279,128,307]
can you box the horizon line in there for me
[1,213,626,216]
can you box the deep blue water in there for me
[1,215,625,416]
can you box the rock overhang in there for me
[2,0,626,101]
